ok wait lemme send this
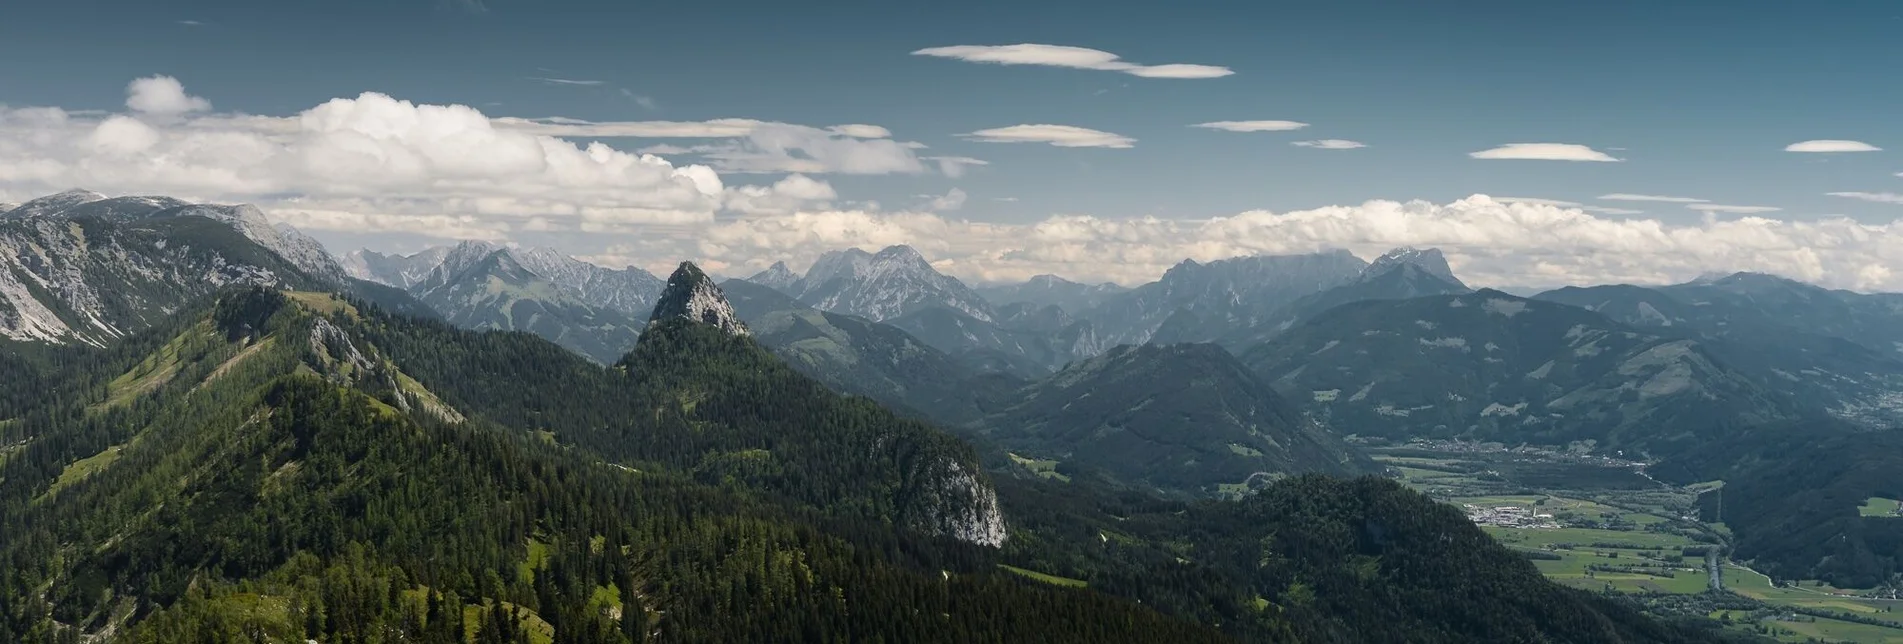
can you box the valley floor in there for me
[1374,444,1903,643]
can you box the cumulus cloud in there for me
[827,124,891,138]
[1785,140,1881,153]
[959,124,1135,148]
[723,174,837,215]
[1599,193,1708,203]
[1469,143,1621,162]
[926,188,967,212]
[911,44,1233,79]
[125,75,211,115]
[1827,191,1903,204]
[1292,139,1366,150]
[1686,203,1781,214]
[665,195,1903,293]
[1192,120,1308,132]
[493,117,927,174]
[0,77,725,239]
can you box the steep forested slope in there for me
[0,288,1220,643]
[0,279,1742,643]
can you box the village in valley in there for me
[1465,503,1562,529]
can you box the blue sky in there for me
[2,0,1901,288]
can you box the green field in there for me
[1728,566,1903,615]
[1860,497,1902,518]
[999,564,1087,588]
[38,444,127,500]
[1746,613,1903,643]
[1007,453,1070,482]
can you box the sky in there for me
[2,0,1902,290]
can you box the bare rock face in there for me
[913,459,1007,547]
[650,261,749,336]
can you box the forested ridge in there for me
[0,285,1744,642]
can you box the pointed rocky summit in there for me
[650,261,750,336]
[1363,247,1464,288]
[748,261,801,291]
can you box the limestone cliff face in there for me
[650,262,749,337]
[912,458,1007,547]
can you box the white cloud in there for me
[1686,203,1781,214]
[1469,143,1621,162]
[495,117,765,138]
[1583,206,1645,216]
[827,124,891,138]
[912,44,1233,79]
[0,78,726,240]
[1192,120,1308,132]
[493,117,928,174]
[177,20,204,26]
[1827,191,1903,204]
[1785,140,1881,153]
[926,188,967,212]
[1599,193,1708,203]
[1293,139,1366,150]
[1494,197,1580,207]
[922,156,987,178]
[706,123,927,174]
[530,77,605,86]
[635,143,695,155]
[959,124,1135,148]
[125,75,211,115]
[723,174,837,215]
[671,195,1903,292]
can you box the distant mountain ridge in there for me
[770,245,997,323]
[977,274,1129,315]
[1536,274,1903,426]
[1242,289,1806,456]
[344,241,666,362]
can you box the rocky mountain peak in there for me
[5,189,108,218]
[748,261,801,291]
[874,244,928,265]
[1364,247,1463,288]
[651,261,750,336]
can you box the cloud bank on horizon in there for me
[2,76,1901,293]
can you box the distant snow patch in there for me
[1414,319,1438,330]
[1313,389,1340,402]
[1448,298,1468,308]
[1527,360,1555,379]
[1311,340,1340,355]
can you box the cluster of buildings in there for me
[1465,504,1561,529]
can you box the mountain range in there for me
[1241,290,1806,456]
[4,189,1901,642]
[344,241,666,362]
[0,215,1729,640]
